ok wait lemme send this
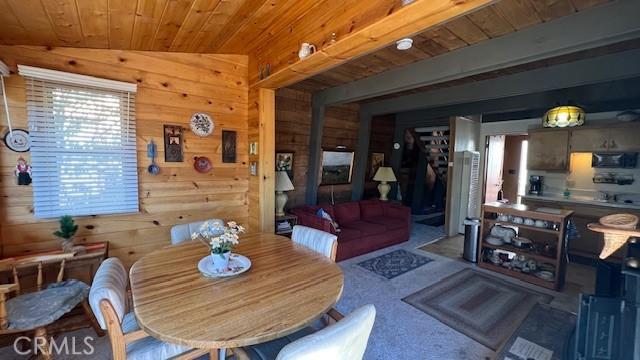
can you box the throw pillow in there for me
[316,208,340,232]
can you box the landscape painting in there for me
[321,150,354,185]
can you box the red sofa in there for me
[291,200,411,261]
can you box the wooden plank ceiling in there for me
[288,0,612,92]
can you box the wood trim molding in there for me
[252,0,496,89]
[258,88,275,232]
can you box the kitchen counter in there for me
[521,194,640,210]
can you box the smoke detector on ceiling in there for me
[396,38,413,51]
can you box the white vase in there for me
[211,251,231,272]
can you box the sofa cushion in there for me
[333,202,361,224]
[364,216,406,231]
[342,221,387,236]
[359,200,384,219]
[337,228,362,242]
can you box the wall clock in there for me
[3,129,30,152]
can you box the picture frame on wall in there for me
[276,152,294,180]
[369,152,384,179]
[163,125,183,162]
[320,150,354,185]
[222,130,237,163]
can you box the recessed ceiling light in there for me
[396,38,413,51]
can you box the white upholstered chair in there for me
[88,258,207,360]
[236,305,376,360]
[291,225,338,261]
[170,219,224,245]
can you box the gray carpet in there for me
[402,268,554,351]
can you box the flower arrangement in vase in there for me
[192,221,245,271]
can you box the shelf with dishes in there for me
[478,202,574,291]
[483,218,559,235]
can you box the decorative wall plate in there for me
[194,156,213,173]
[190,113,214,137]
[3,129,30,152]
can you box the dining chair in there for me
[89,257,208,360]
[170,219,224,245]
[235,304,376,360]
[291,225,338,261]
[0,253,101,360]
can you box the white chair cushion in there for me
[88,258,128,330]
[121,312,191,360]
[276,305,376,360]
[291,226,337,260]
[170,219,224,245]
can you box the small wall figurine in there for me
[15,157,32,185]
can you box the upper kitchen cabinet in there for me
[608,125,640,151]
[569,128,609,152]
[570,123,640,152]
[528,129,570,171]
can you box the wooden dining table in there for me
[129,232,344,359]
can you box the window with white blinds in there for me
[21,66,139,219]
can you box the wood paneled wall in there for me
[275,88,360,207]
[275,88,311,209]
[364,114,396,198]
[0,46,248,268]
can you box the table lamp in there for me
[275,171,294,216]
[373,167,397,201]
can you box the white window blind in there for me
[21,67,139,219]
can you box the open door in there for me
[483,135,505,203]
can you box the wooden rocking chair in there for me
[0,253,102,359]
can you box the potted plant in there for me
[191,221,245,271]
[54,215,78,253]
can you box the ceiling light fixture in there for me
[543,105,586,128]
[396,38,413,50]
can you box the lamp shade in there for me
[543,105,585,128]
[373,167,397,182]
[275,171,294,191]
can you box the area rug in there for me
[402,268,554,350]
[496,303,576,360]
[357,249,433,279]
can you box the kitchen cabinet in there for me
[608,126,640,151]
[570,128,609,152]
[569,124,640,152]
[527,129,569,171]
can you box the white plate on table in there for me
[198,253,251,278]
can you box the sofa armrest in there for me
[292,211,334,234]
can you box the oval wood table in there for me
[129,232,344,359]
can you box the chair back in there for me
[291,225,338,261]
[88,258,128,330]
[170,219,224,245]
[276,304,376,360]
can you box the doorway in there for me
[483,134,528,204]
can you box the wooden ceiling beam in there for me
[252,0,497,89]
[313,0,640,105]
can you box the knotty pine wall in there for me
[275,88,359,207]
[0,46,248,268]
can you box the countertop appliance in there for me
[528,175,543,196]
[592,152,638,168]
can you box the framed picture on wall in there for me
[276,152,294,180]
[320,150,354,185]
[369,152,384,179]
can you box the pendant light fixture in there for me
[542,105,585,128]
